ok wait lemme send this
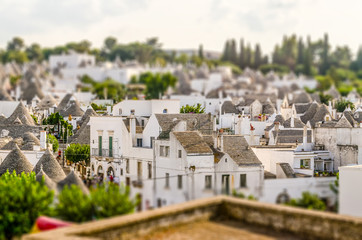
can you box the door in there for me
[222,175,230,195]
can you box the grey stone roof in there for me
[325,86,340,99]
[33,148,66,182]
[21,80,44,103]
[23,132,40,145]
[335,115,353,128]
[311,93,321,103]
[5,102,35,126]
[59,99,84,117]
[0,125,42,138]
[300,102,320,124]
[293,92,312,104]
[319,121,337,128]
[206,88,227,98]
[57,93,73,111]
[341,110,357,127]
[70,107,97,145]
[221,101,238,114]
[1,138,23,150]
[310,104,330,127]
[222,135,262,166]
[283,118,305,128]
[172,131,213,155]
[273,129,312,144]
[37,94,57,110]
[277,163,296,178]
[0,88,13,101]
[0,144,33,175]
[294,103,312,114]
[57,171,89,195]
[36,169,58,192]
[262,102,276,115]
[155,114,213,139]
[274,114,285,125]
[173,70,192,95]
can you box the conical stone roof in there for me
[5,102,35,126]
[33,148,66,182]
[57,171,89,195]
[36,168,58,192]
[37,94,57,110]
[0,144,33,176]
[23,132,40,145]
[0,88,13,101]
[1,138,23,150]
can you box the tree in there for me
[254,44,262,69]
[0,171,54,239]
[26,43,43,62]
[239,39,245,69]
[285,191,326,211]
[221,40,231,62]
[297,37,304,65]
[198,44,204,59]
[319,93,333,105]
[54,183,136,223]
[180,103,205,113]
[335,99,354,112]
[104,36,117,52]
[65,144,90,165]
[134,72,177,99]
[320,33,330,75]
[7,37,25,51]
[229,39,238,65]
[47,134,59,153]
[303,48,313,76]
[93,78,126,101]
[54,185,93,223]
[245,44,252,68]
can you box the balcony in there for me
[132,179,143,188]
[92,148,118,158]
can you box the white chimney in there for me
[220,134,224,152]
[107,106,112,114]
[291,110,295,128]
[250,128,255,145]
[303,125,307,149]
[40,131,47,149]
[130,117,136,146]
[213,115,217,132]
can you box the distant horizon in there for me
[1,0,362,56]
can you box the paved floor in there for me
[137,220,303,240]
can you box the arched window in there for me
[119,108,122,115]
[107,167,114,177]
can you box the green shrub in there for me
[0,171,54,239]
[54,183,136,223]
[285,191,326,211]
[65,144,90,165]
[47,134,59,153]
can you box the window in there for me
[240,174,247,188]
[130,109,135,115]
[163,109,168,113]
[137,138,143,147]
[137,162,142,179]
[165,173,170,188]
[120,168,123,176]
[109,136,113,157]
[178,150,182,158]
[126,159,130,173]
[119,108,122,115]
[160,146,164,156]
[225,158,227,163]
[98,136,102,156]
[205,175,212,189]
[165,146,170,157]
[126,177,130,186]
[178,175,183,189]
[148,162,152,179]
[141,120,145,126]
[300,159,310,169]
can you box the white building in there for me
[339,165,362,217]
[49,52,95,69]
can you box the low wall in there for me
[23,196,362,240]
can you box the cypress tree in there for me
[297,37,304,65]
[320,33,330,75]
[254,43,262,69]
[222,40,230,61]
[245,44,252,68]
[239,39,245,69]
[230,39,238,65]
[198,44,204,59]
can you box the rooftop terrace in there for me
[23,196,362,240]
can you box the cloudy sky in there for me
[0,0,361,55]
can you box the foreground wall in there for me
[24,196,362,240]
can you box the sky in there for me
[0,0,361,55]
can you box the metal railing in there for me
[92,148,115,158]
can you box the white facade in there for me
[112,100,180,117]
[49,53,95,69]
[339,165,362,217]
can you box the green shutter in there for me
[98,136,102,156]
[109,136,113,157]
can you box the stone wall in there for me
[23,196,362,240]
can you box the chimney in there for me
[130,117,136,146]
[291,111,295,128]
[107,106,112,115]
[40,131,47,149]
[213,115,217,132]
[220,134,224,152]
[250,128,255,145]
[303,125,307,148]
[328,101,332,116]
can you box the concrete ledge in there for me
[23,196,362,240]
